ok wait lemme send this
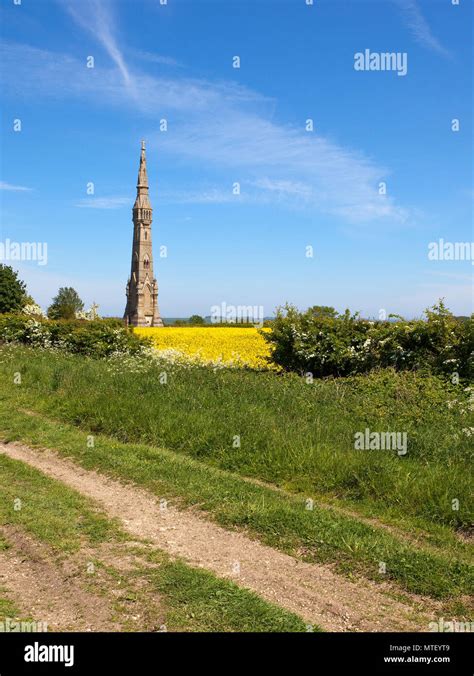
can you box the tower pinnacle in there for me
[137,139,149,190]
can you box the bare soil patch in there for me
[0,525,121,631]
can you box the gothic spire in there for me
[134,140,151,209]
[137,139,149,189]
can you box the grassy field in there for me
[0,344,472,607]
[2,345,471,529]
[0,452,307,632]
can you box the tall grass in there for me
[1,345,472,530]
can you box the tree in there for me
[189,314,205,325]
[0,265,27,313]
[48,287,84,320]
[307,306,338,319]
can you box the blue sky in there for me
[0,0,472,318]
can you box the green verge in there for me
[0,454,308,632]
[0,397,471,602]
[0,454,123,551]
[0,345,471,533]
[119,551,313,633]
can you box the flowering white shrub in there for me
[22,303,46,318]
[0,315,146,357]
[264,301,473,378]
[75,303,100,321]
[23,319,51,348]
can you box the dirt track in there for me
[0,442,437,632]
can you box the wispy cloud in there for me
[0,0,414,226]
[393,0,451,57]
[157,114,411,222]
[75,196,130,209]
[252,178,313,199]
[60,0,135,90]
[127,48,180,68]
[160,188,244,205]
[0,181,33,192]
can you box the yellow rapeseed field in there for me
[134,327,274,369]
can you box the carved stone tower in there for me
[124,141,163,327]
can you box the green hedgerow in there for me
[263,301,473,380]
[0,315,150,358]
